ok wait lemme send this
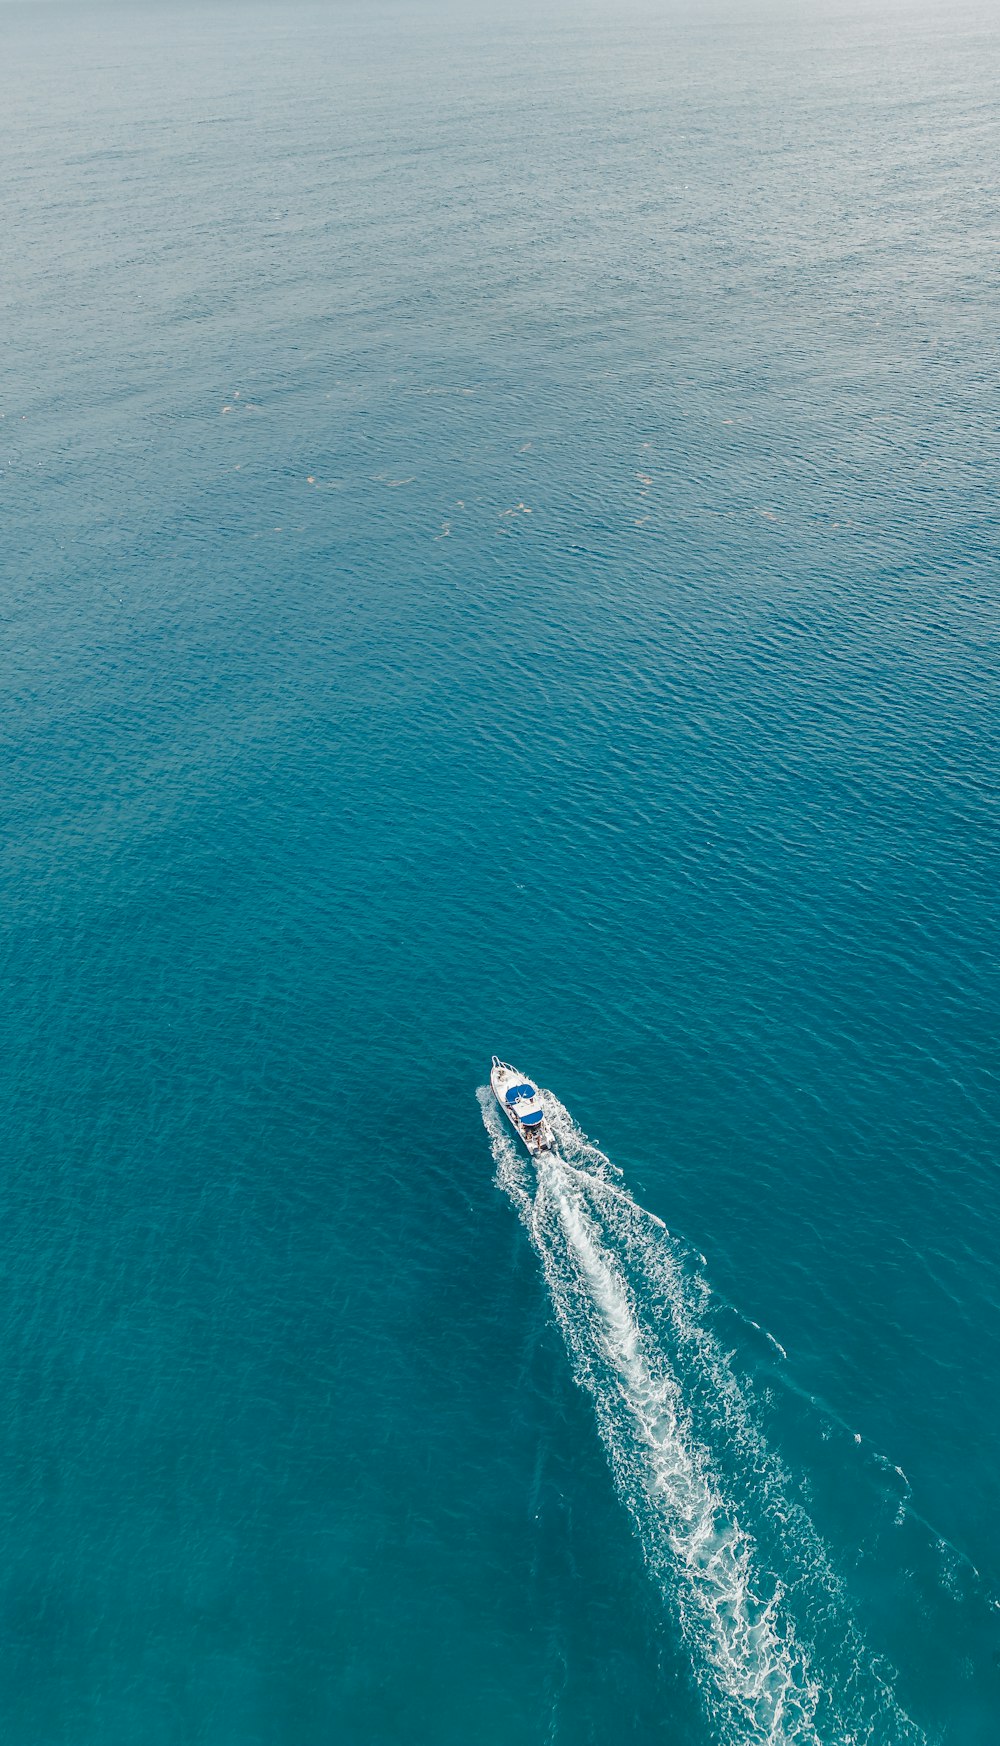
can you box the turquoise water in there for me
[3,0,999,1739]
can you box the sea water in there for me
[2,1,998,1741]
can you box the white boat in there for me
[490,1056,555,1154]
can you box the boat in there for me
[490,1057,555,1154]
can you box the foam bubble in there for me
[480,1085,926,1746]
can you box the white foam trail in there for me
[481,1086,926,1746]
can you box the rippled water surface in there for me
[2,1,999,1740]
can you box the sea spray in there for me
[480,1086,925,1746]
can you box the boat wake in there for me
[480,1085,926,1746]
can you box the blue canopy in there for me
[505,1083,535,1104]
[520,1110,543,1126]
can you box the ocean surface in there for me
[2,0,999,1740]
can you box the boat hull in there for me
[490,1058,555,1155]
